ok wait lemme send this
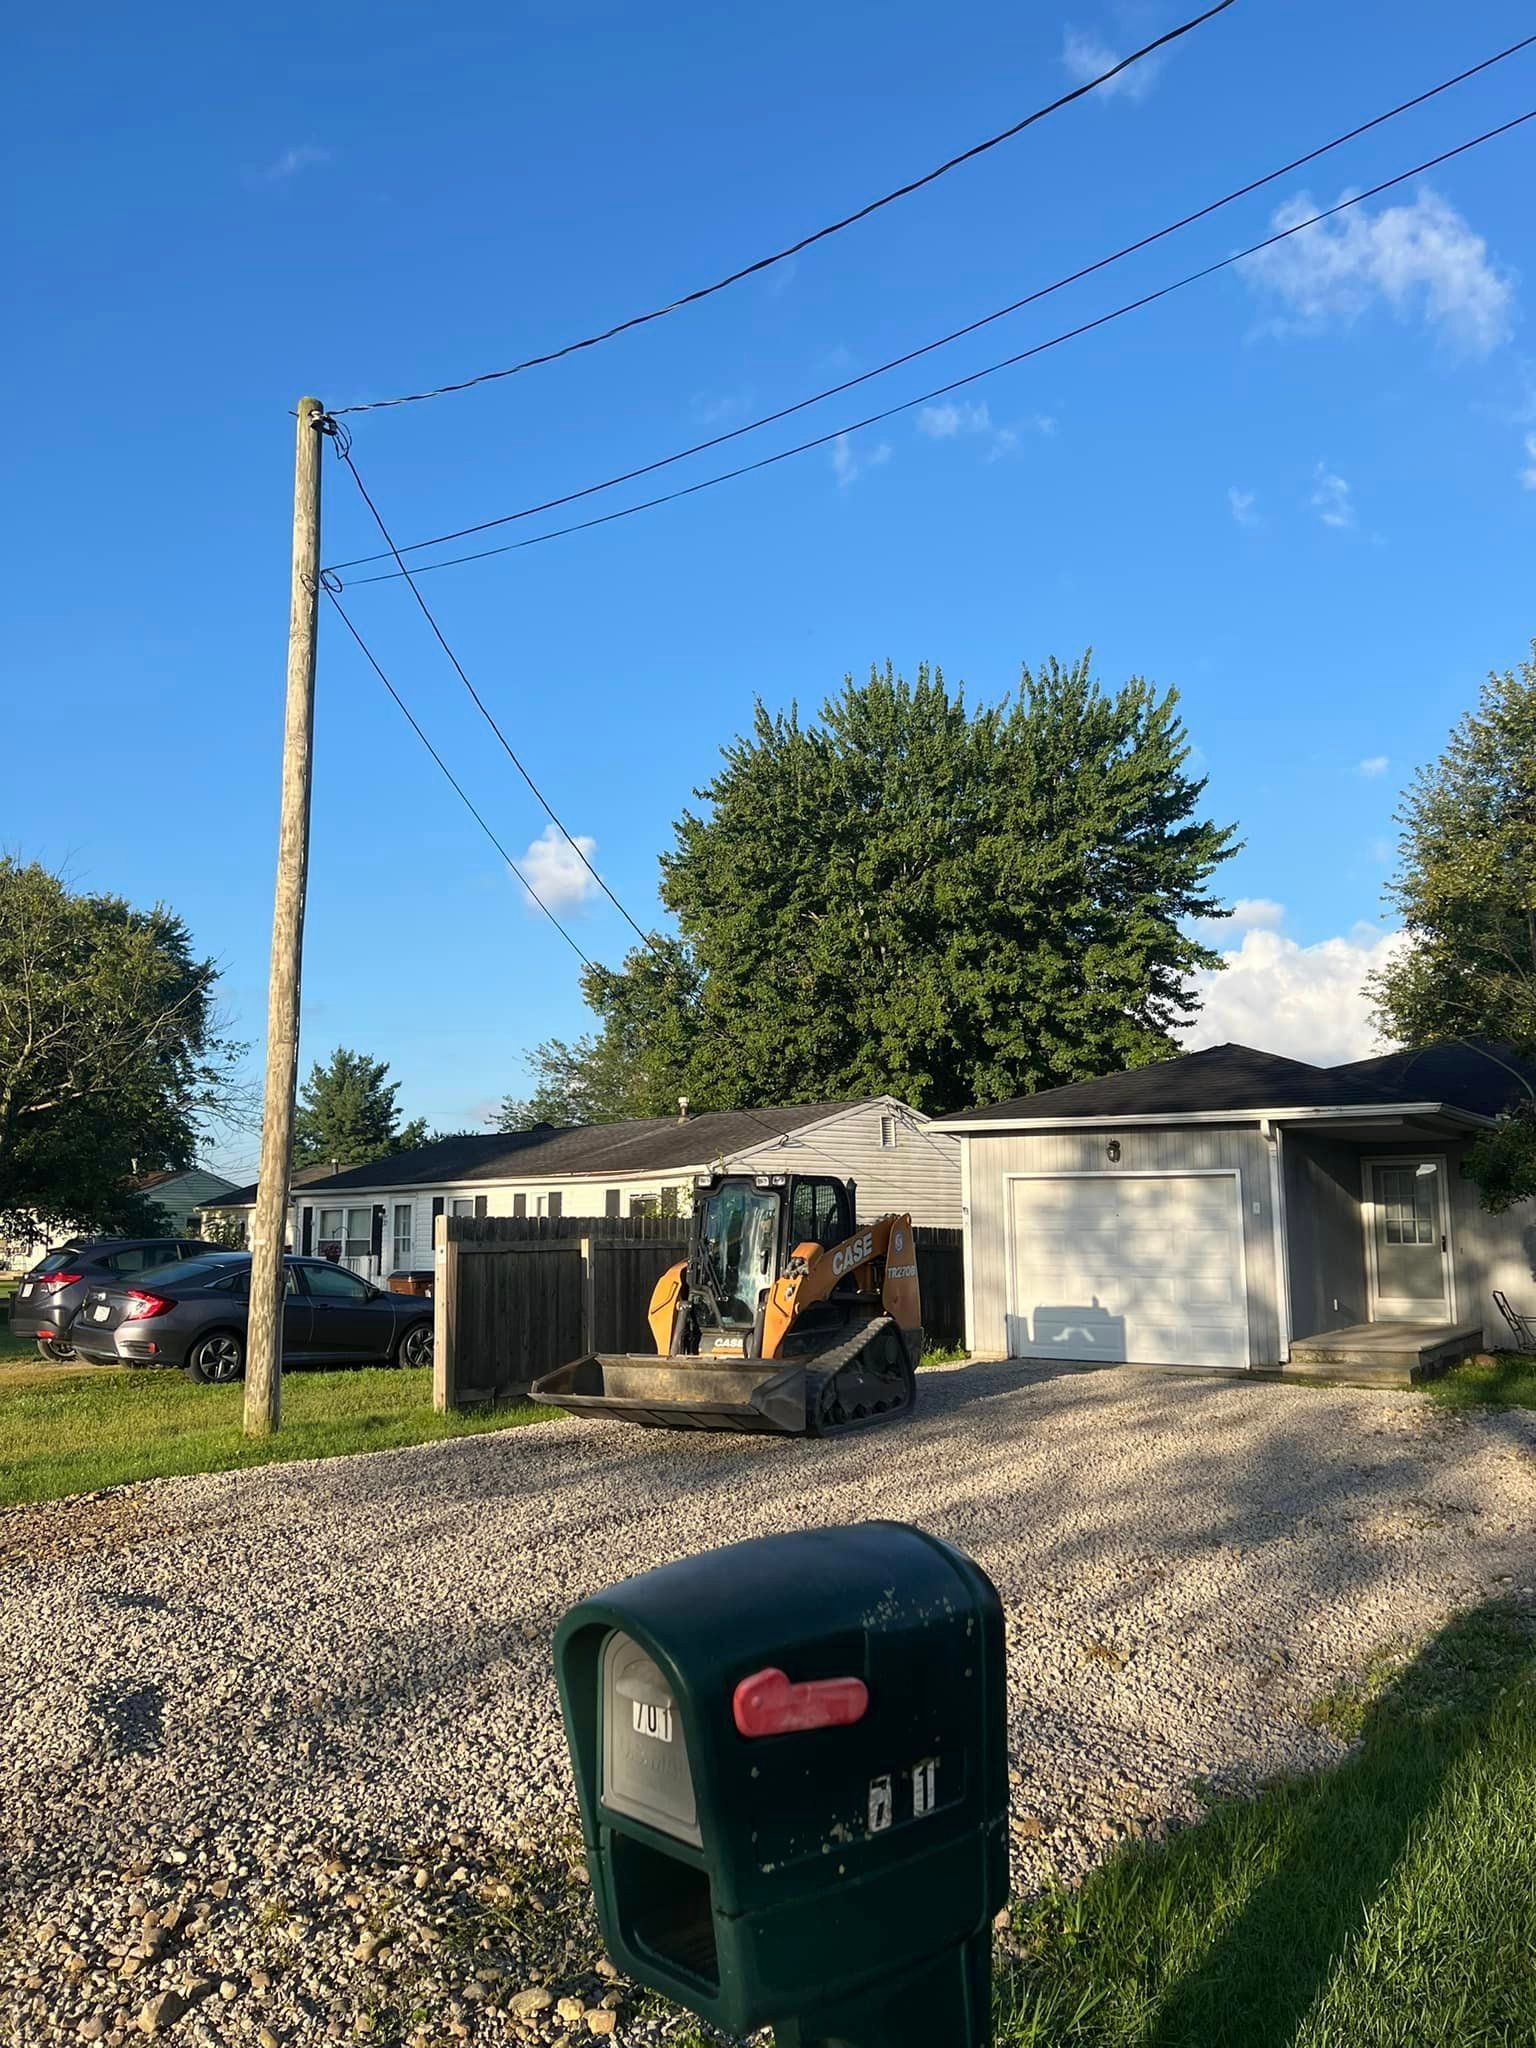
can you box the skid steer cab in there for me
[554,1522,1009,2047]
[531,1171,923,1437]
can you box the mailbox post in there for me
[555,1521,1008,2047]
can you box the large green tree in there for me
[0,860,242,1246]
[514,655,1235,1118]
[1371,644,1536,1209]
[293,1047,428,1168]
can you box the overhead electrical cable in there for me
[324,589,596,967]
[334,442,658,951]
[324,31,1536,576]
[331,108,1536,589]
[329,0,1239,416]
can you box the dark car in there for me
[11,1235,219,1361]
[67,1253,435,1383]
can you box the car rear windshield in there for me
[130,1257,241,1289]
[33,1249,86,1275]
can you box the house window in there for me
[630,1193,660,1219]
[879,1114,897,1149]
[605,1189,621,1218]
[448,1197,473,1218]
[513,1193,527,1218]
[392,1203,413,1270]
[318,1207,344,1259]
[661,1185,679,1217]
[548,1192,563,1219]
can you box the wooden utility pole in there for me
[245,396,326,1437]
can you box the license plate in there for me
[18,1283,31,1299]
[91,1304,111,1322]
[632,1699,673,1744]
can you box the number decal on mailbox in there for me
[632,1699,673,1744]
[912,1758,937,1816]
[867,1775,893,1832]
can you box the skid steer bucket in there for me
[532,1316,918,1438]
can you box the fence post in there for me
[434,1211,460,1412]
[580,1235,595,1355]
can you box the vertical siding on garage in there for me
[964,1123,1280,1365]
[1283,1134,1367,1337]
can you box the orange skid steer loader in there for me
[532,1170,922,1436]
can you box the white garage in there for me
[1004,1170,1250,1370]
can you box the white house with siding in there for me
[198,1098,960,1279]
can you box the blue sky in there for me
[8,1,1535,1175]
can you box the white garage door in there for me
[1007,1172,1250,1369]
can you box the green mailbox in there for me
[554,1521,1008,2048]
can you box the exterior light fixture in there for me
[1106,1140,1122,1164]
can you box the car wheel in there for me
[396,1322,433,1371]
[185,1330,245,1385]
[36,1335,77,1364]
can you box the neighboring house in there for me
[192,1163,349,1250]
[127,1168,241,1236]
[1,1165,241,1270]
[932,1041,1535,1374]
[197,1098,961,1281]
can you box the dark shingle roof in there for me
[204,1101,866,1206]
[937,1040,1505,1126]
[1331,1040,1536,1118]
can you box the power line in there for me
[332,108,1536,589]
[329,0,1239,417]
[325,31,1536,577]
[324,588,596,968]
[333,441,658,951]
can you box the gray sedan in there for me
[68,1254,435,1384]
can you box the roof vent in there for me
[677,1096,691,1123]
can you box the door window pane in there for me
[1379,1167,1436,1246]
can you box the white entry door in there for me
[1364,1158,1452,1321]
[1007,1171,1250,1369]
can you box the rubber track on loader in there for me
[795,1315,917,1436]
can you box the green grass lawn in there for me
[0,1355,555,1509]
[1430,1351,1536,1411]
[993,1602,1536,2048]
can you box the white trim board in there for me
[930,1101,1489,1135]
[1002,1167,1252,1372]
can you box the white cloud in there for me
[249,143,332,187]
[517,824,599,911]
[1242,186,1514,356]
[1311,465,1354,529]
[1060,28,1164,101]
[1227,897,1286,930]
[1228,486,1259,528]
[1357,754,1390,778]
[831,433,891,488]
[1522,430,1536,490]
[1184,920,1408,1067]
[919,399,992,439]
[689,391,750,426]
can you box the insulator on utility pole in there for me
[245,396,325,1437]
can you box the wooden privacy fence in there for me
[434,1213,970,1410]
[434,1214,689,1409]
[913,1226,964,1350]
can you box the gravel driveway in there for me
[4,1361,1535,2047]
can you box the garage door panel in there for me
[1008,1174,1249,1370]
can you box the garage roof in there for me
[935,1039,1527,1128]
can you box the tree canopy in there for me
[0,860,242,1245]
[293,1048,428,1168]
[1371,643,1536,1209]
[504,655,1235,1121]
